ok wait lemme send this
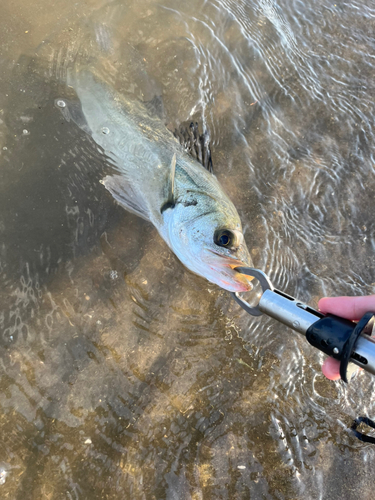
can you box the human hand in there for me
[318,295,375,380]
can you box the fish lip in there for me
[207,248,253,291]
[207,248,251,269]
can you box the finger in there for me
[321,357,341,380]
[318,295,375,321]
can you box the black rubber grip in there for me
[306,315,355,359]
[306,311,374,383]
[339,312,374,382]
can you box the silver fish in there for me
[58,69,253,292]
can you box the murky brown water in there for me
[1,0,375,498]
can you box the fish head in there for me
[166,205,253,292]
[203,227,254,292]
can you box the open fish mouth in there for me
[207,248,253,292]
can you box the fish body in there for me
[60,69,252,291]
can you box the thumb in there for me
[318,295,375,321]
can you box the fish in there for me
[57,68,253,292]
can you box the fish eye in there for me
[214,229,234,248]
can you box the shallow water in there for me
[1,0,375,498]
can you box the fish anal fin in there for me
[55,98,92,135]
[173,121,213,173]
[101,175,151,222]
[144,95,164,120]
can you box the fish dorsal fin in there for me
[173,121,213,173]
[161,153,176,214]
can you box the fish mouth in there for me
[207,248,253,292]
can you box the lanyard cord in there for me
[351,416,375,444]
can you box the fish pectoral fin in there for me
[161,153,176,214]
[173,121,213,173]
[101,175,151,222]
